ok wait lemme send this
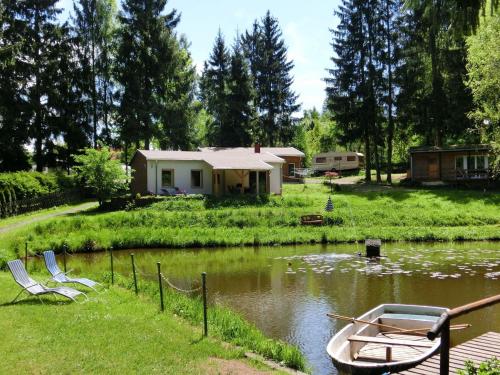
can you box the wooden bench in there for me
[300,215,323,226]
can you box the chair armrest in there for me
[52,269,74,277]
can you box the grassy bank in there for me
[0,271,306,373]
[0,184,498,263]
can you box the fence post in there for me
[24,242,28,270]
[439,319,450,375]
[131,253,138,295]
[202,272,208,337]
[63,244,68,273]
[110,247,114,285]
[157,262,164,312]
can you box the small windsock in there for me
[325,196,334,212]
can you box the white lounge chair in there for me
[7,259,85,303]
[43,250,100,291]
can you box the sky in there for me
[58,0,341,113]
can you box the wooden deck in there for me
[397,332,500,374]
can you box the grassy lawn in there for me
[0,184,498,264]
[0,272,295,374]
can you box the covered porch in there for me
[212,169,270,196]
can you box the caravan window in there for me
[334,156,342,161]
[347,156,356,161]
[315,157,326,163]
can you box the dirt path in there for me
[0,201,98,234]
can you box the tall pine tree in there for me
[0,0,31,171]
[243,11,300,146]
[158,36,197,150]
[226,36,256,146]
[199,30,231,146]
[8,0,71,171]
[72,0,117,147]
[115,0,181,150]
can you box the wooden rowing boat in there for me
[326,304,448,375]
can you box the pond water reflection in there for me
[65,242,500,375]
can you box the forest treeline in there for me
[0,0,498,179]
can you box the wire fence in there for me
[160,273,202,294]
[21,246,210,336]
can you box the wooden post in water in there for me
[202,272,208,337]
[365,239,381,257]
[110,247,114,285]
[157,262,164,312]
[24,242,28,269]
[131,253,138,295]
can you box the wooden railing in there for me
[427,294,500,375]
[455,168,490,180]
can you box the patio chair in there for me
[7,259,85,303]
[43,250,100,291]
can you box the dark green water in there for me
[56,242,500,374]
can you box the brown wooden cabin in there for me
[409,144,491,182]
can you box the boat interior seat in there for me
[348,335,434,348]
[379,313,440,322]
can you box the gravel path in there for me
[0,201,98,234]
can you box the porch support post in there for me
[438,152,442,180]
[256,170,259,194]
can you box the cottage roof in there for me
[199,146,304,158]
[198,147,286,163]
[134,149,282,170]
[409,144,491,154]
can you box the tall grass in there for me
[1,184,499,267]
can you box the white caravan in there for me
[312,151,364,172]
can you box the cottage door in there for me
[427,157,439,180]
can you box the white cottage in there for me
[130,147,285,196]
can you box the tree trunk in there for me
[364,136,371,182]
[429,0,444,147]
[91,0,98,148]
[374,142,382,183]
[34,5,43,172]
[385,0,394,184]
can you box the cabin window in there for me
[288,163,295,176]
[346,156,356,162]
[191,170,203,188]
[334,156,342,161]
[315,157,326,163]
[476,156,486,170]
[161,170,174,187]
[455,155,488,170]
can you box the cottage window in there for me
[191,170,203,188]
[162,170,174,187]
[346,156,356,161]
[316,157,326,163]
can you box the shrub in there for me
[458,358,500,375]
[0,171,75,200]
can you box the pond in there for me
[54,242,500,374]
